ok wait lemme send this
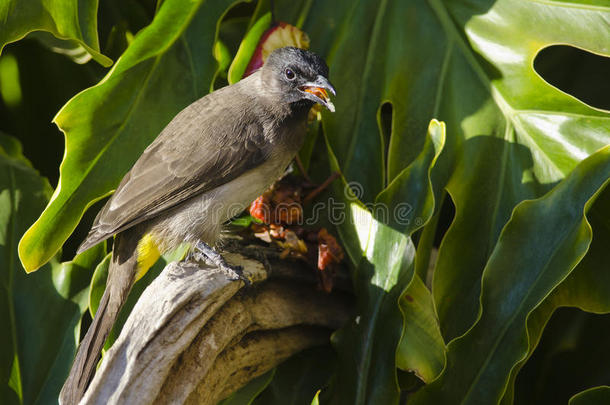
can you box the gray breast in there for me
[147,142,296,251]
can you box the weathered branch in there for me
[81,242,352,405]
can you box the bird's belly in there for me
[150,153,290,250]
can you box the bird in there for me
[59,46,335,404]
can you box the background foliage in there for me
[1,0,609,404]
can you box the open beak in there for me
[299,75,336,112]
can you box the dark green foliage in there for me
[1,0,609,403]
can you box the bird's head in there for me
[261,47,336,113]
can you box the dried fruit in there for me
[318,228,344,270]
[248,177,303,226]
[249,192,272,223]
[317,228,344,292]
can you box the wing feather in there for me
[78,83,268,252]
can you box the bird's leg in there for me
[189,240,250,285]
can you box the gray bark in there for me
[81,246,352,405]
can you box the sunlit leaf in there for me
[410,146,610,404]
[0,0,111,66]
[396,274,446,384]
[325,120,444,404]
[18,0,249,272]
[274,0,610,344]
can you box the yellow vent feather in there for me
[136,233,161,281]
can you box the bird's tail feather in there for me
[60,232,138,405]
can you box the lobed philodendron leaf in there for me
[271,0,610,343]
[325,120,444,404]
[0,135,105,404]
[18,0,249,272]
[0,0,111,66]
[568,386,610,405]
[500,186,610,404]
[409,145,610,404]
[422,0,610,342]
[243,1,610,364]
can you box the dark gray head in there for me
[261,47,336,112]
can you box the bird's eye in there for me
[285,68,296,80]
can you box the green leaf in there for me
[18,0,249,272]
[253,345,336,405]
[376,119,445,234]
[510,309,610,404]
[311,391,320,405]
[424,0,610,342]
[325,120,444,404]
[500,186,610,404]
[88,252,112,318]
[218,370,274,405]
[27,31,96,65]
[0,0,111,66]
[0,135,104,404]
[329,211,415,405]
[410,145,610,404]
[227,12,271,84]
[569,386,610,405]
[0,133,29,166]
[230,214,260,228]
[277,0,610,342]
[396,273,446,384]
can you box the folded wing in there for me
[78,87,268,253]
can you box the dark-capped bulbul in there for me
[59,46,335,404]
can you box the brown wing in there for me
[77,85,268,253]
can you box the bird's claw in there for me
[219,263,251,286]
[187,242,251,286]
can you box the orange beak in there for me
[299,76,336,112]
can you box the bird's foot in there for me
[189,241,251,286]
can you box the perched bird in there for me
[60,46,335,404]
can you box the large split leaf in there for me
[249,2,610,370]
[426,0,610,342]
[0,135,104,404]
[410,145,610,404]
[326,120,444,404]
[273,0,610,343]
[0,0,111,66]
[18,0,248,272]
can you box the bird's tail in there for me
[60,232,139,405]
